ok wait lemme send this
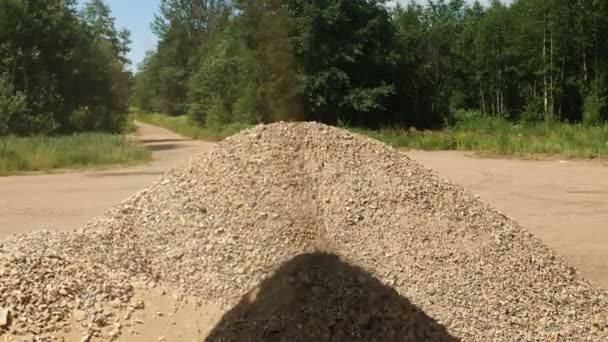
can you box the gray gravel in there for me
[1,122,607,341]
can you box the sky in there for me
[79,0,161,70]
[91,0,512,71]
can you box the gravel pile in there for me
[0,231,137,340]
[1,122,607,341]
[205,252,457,342]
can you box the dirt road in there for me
[0,122,215,237]
[1,124,607,289]
[408,150,608,288]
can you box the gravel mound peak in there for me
[1,121,608,341]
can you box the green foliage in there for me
[351,122,608,159]
[187,22,252,125]
[136,111,251,140]
[133,52,161,112]
[449,92,467,116]
[285,0,396,125]
[0,0,132,136]
[452,109,483,125]
[237,0,303,122]
[204,96,231,127]
[520,97,546,124]
[135,0,608,134]
[0,133,151,176]
[0,75,27,135]
[133,0,232,116]
[582,81,608,126]
[138,0,404,128]
[233,83,262,124]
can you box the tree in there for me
[0,0,132,135]
[137,0,608,128]
[82,0,131,65]
[391,2,438,127]
[285,0,396,126]
[236,0,303,122]
[187,20,258,125]
[135,0,232,115]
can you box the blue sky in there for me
[79,0,161,70]
[91,0,512,71]
[105,0,161,69]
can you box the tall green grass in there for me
[137,109,608,159]
[0,133,151,176]
[352,119,608,158]
[136,111,252,140]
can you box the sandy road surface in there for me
[1,124,607,289]
[408,151,608,288]
[0,122,215,237]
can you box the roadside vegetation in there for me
[355,117,608,159]
[136,111,250,141]
[132,0,608,159]
[4,0,608,167]
[0,134,150,176]
[138,108,608,159]
[0,0,147,174]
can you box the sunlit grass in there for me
[0,133,151,176]
[136,109,608,159]
[351,121,608,159]
[136,111,251,140]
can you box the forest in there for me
[1,0,608,159]
[0,0,131,135]
[0,0,152,175]
[134,0,608,130]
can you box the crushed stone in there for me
[0,122,607,341]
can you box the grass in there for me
[135,109,608,159]
[0,133,151,176]
[136,111,252,141]
[351,120,608,159]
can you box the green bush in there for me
[233,83,262,124]
[0,0,130,136]
[520,97,545,124]
[0,76,27,135]
[448,92,467,115]
[451,109,485,126]
[582,82,607,126]
[205,96,231,128]
[188,22,250,126]
[451,109,511,132]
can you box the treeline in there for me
[135,0,608,129]
[0,0,131,135]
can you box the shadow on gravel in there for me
[205,252,458,342]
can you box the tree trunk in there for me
[593,20,599,83]
[480,84,486,115]
[496,89,500,116]
[559,55,565,119]
[582,48,588,83]
[549,29,554,120]
[579,0,588,82]
[501,91,505,117]
[543,13,548,116]
[498,65,503,116]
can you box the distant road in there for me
[0,122,215,237]
[1,123,606,289]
